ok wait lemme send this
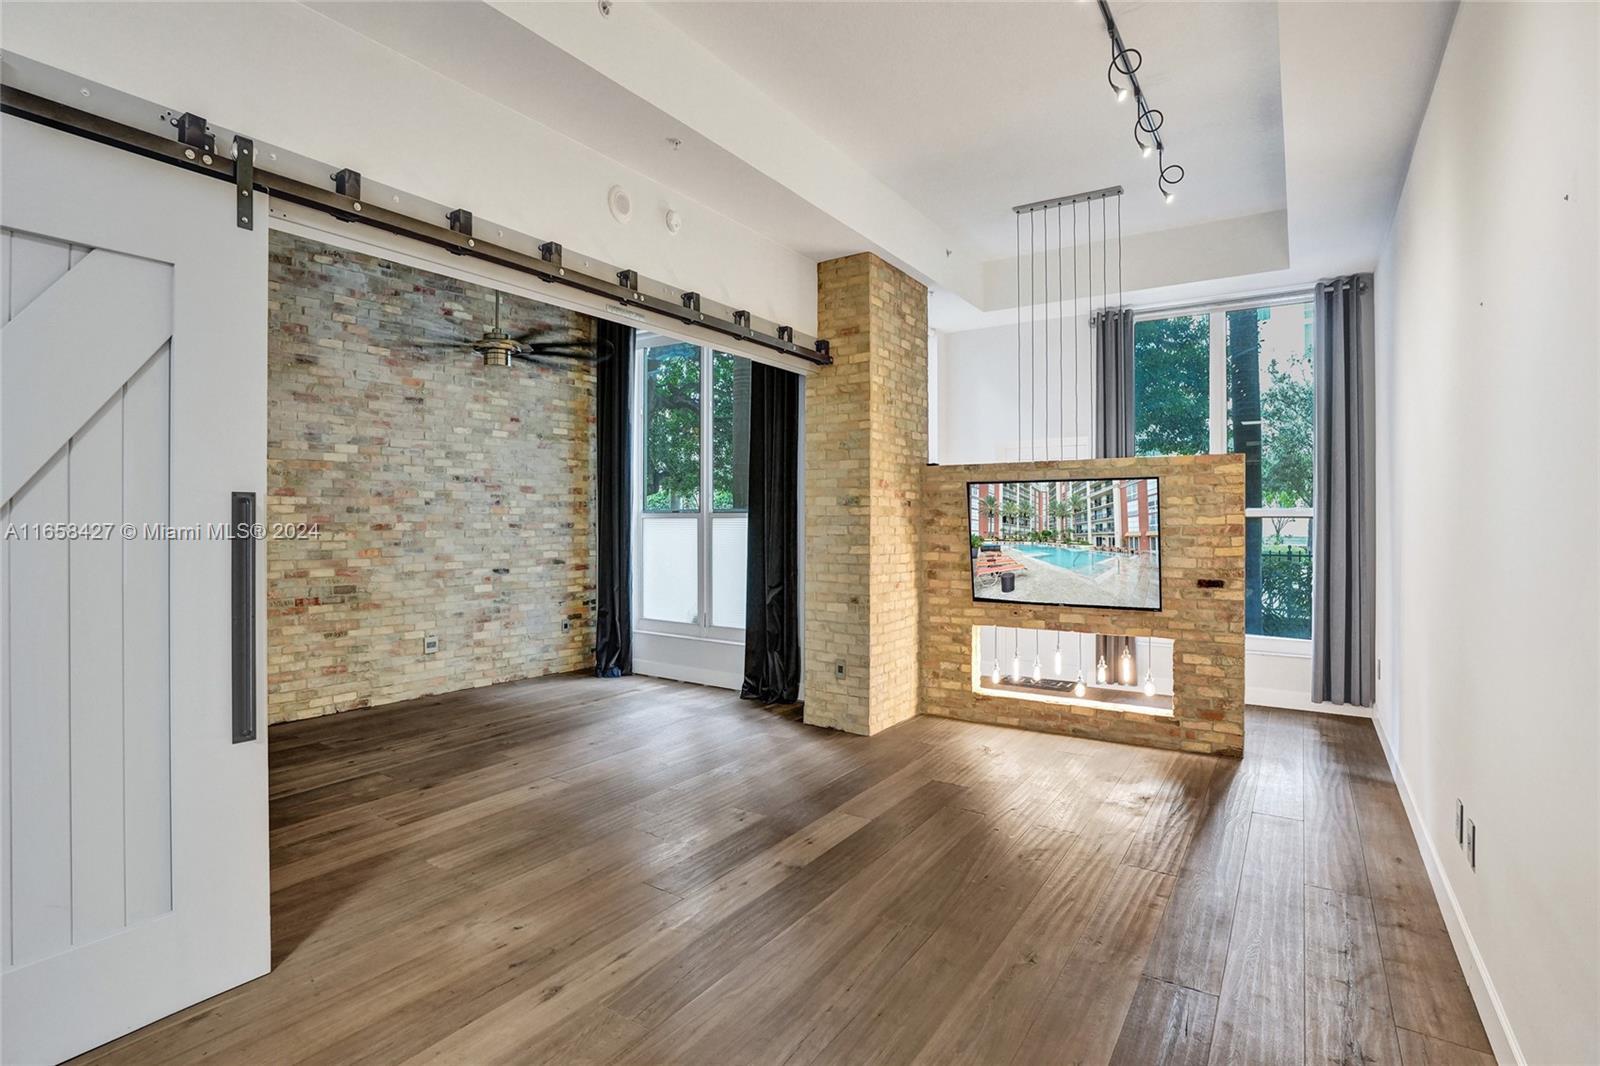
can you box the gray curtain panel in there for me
[1092,308,1135,459]
[1092,308,1137,676]
[1312,274,1377,706]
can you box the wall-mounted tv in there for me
[968,477,1162,611]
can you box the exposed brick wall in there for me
[920,454,1246,756]
[266,233,595,724]
[805,253,928,735]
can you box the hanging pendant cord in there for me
[1029,207,1037,461]
[1057,203,1065,463]
[1016,211,1022,463]
[1042,206,1049,464]
[1117,192,1124,311]
[1073,200,1079,458]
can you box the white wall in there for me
[0,2,818,333]
[1375,4,1599,1063]
[936,317,1319,711]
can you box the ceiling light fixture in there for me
[1097,0,1184,203]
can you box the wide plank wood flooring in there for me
[77,674,1494,1065]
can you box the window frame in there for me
[631,336,747,641]
[1132,291,1315,643]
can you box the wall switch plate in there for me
[1456,799,1465,846]
[1467,819,1476,869]
[835,660,846,679]
[424,634,439,655]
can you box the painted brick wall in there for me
[805,253,928,735]
[920,454,1246,756]
[266,233,595,724]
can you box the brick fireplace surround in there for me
[803,252,1246,755]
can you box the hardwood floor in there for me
[77,674,1493,1065]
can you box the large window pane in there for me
[1250,516,1313,638]
[641,517,700,623]
[1133,314,1210,456]
[711,352,751,512]
[1226,302,1314,509]
[642,340,700,513]
[710,513,748,628]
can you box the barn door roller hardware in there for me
[0,85,832,366]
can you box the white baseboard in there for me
[1245,685,1319,712]
[633,658,740,692]
[1245,685,1377,716]
[1371,716,1522,1065]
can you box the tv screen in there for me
[968,477,1162,611]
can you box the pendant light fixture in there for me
[1053,631,1062,676]
[1096,651,1109,686]
[1074,633,1087,697]
[1011,630,1022,684]
[1032,630,1043,684]
[991,626,1002,686]
[1013,185,1121,470]
[1143,636,1157,697]
[1119,642,1134,686]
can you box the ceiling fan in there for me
[414,290,610,368]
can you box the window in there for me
[636,335,751,634]
[1134,299,1314,639]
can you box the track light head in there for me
[1141,144,1153,158]
[1115,86,1129,103]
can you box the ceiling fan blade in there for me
[511,327,594,346]
[512,346,611,366]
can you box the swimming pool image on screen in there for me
[967,477,1161,611]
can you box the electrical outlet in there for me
[1456,799,1465,846]
[1467,819,1476,870]
[562,619,571,633]
[423,634,438,655]
[835,660,846,679]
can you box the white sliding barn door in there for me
[0,116,270,1064]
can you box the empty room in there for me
[0,1,1595,1064]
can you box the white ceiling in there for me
[309,0,1456,331]
[654,1,1289,257]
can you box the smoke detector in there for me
[664,208,683,235]
[607,185,632,223]
[597,0,612,16]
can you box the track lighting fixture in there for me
[1097,0,1184,202]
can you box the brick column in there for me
[804,253,928,735]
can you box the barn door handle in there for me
[231,491,257,743]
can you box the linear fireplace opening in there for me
[972,625,1175,717]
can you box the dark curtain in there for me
[740,361,802,704]
[1092,308,1136,460]
[594,318,634,677]
[1093,308,1138,677]
[1312,275,1377,705]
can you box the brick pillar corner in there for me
[803,253,928,735]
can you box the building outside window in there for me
[1132,298,1314,639]
[635,334,751,636]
